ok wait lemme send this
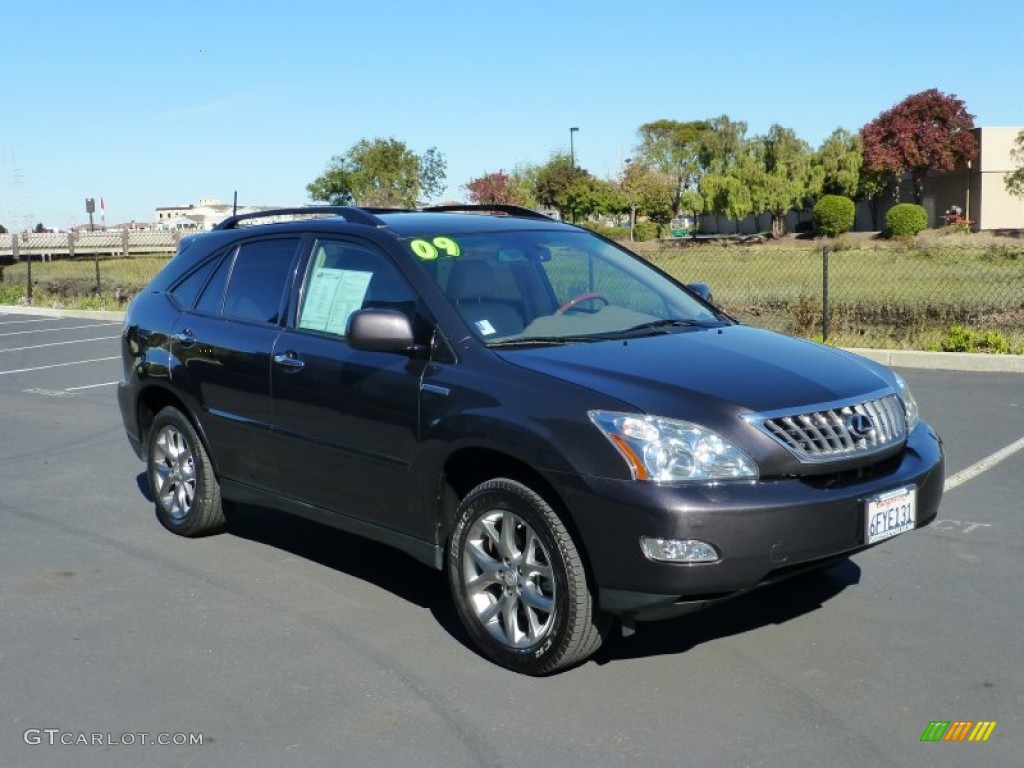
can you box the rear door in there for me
[170,236,301,487]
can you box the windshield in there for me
[406,229,725,345]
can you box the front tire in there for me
[146,406,226,537]
[448,479,607,675]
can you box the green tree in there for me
[619,161,675,239]
[699,115,749,174]
[856,168,898,230]
[0,223,8,234]
[535,153,591,221]
[564,176,619,222]
[508,164,540,209]
[307,137,446,207]
[697,116,753,231]
[813,128,862,198]
[635,119,710,217]
[757,125,817,237]
[1005,129,1024,200]
[33,223,46,233]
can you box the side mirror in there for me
[347,309,423,355]
[686,282,713,303]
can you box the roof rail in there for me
[421,204,552,220]
[213,206,387,230]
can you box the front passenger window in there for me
[297,240,416,337]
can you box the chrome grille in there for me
[748,393,907,463]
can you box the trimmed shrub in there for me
[633,220,659,242]
[812,195,855,237]
[886,203,928,237]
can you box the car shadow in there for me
[136,472,153,501]
[223,502,466,642]
[222,499,861,666]
[592,558,861,665]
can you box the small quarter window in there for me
[169,256,220,310]
[194,249,234,315]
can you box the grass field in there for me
[0,255,171,309]
[2,236,1022,352]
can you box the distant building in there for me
[922,126,1024,231]
[155,199,282,231]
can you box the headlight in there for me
[589,411,758,483]
[892,373,920,432]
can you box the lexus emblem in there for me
[846,412,876,440]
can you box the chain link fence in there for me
[645,237,1024,351]
[2,231,1023,352]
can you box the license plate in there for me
[865,486,917,544]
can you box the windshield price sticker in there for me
[410,237,461,260]
[865,486,917,544]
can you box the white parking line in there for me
[0,356,120,376]
[65,381,119,391]
[0,322,120,337]
[0,317,59,325]
[944,435,1024,492]
[0,336,119,353]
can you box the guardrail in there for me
[0,231,180,259]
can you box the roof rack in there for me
[420,204,552,220]
[213,206,387,231]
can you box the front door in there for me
[270,237,428,537]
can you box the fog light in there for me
[640,537,719,563]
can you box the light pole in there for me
[569,126,579,168]
[965,159,972,228]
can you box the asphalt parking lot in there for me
[1,310,1020,768]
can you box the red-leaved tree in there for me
[860,89,978,203]
[465,171,515,205]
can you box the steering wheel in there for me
[556,292,610,315]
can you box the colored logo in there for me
[920,721,997,742]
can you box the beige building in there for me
[921,126,1024,230]
[155,200,283,231]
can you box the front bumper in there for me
[554,422,944,618]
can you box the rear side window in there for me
[297,239,416,337]
[222,238,300,324]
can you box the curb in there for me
[1,305,1022,374]
[843,348,1024,374]
[0,305,127,322]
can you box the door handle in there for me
[273,352,305,371]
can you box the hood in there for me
[495,325,895,421]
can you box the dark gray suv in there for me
[118,205,944,674]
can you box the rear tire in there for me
[448,478,608,675]
[146,406,226,537]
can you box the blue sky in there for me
[2,0,1022,230]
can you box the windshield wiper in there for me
[619,318,703,334]
[487,335,604,348]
